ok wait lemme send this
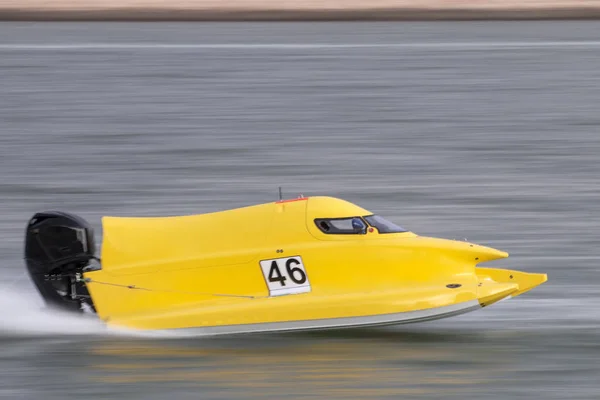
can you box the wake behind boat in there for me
[23,196,547,335]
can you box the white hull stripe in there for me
[155,300,482,337]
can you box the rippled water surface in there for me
[1,21,599,399]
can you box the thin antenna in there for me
[278,186,283,201]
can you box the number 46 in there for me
[268,258,307,286]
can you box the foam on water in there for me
[0,284,190,339]
[0,285,109,337]
[0,284,222,339]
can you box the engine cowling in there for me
[24,211,98,312]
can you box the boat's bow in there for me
[476,267,548,307]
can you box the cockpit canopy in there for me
[314,215,407,235]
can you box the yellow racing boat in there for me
[24,196,547,334]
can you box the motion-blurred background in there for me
[1,18,599,400]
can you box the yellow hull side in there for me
[83,197,547,331]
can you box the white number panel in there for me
[259,256,311,297]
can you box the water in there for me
[1,21,600,399]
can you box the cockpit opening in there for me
[315,217,367,234]
[315,215,407,235]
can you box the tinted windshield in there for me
[363,215,407,233]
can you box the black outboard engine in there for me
[24,212,98,313]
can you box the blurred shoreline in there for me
[2,0,600,21]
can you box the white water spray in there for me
[0,285,108,337]
[0,284,208,339]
